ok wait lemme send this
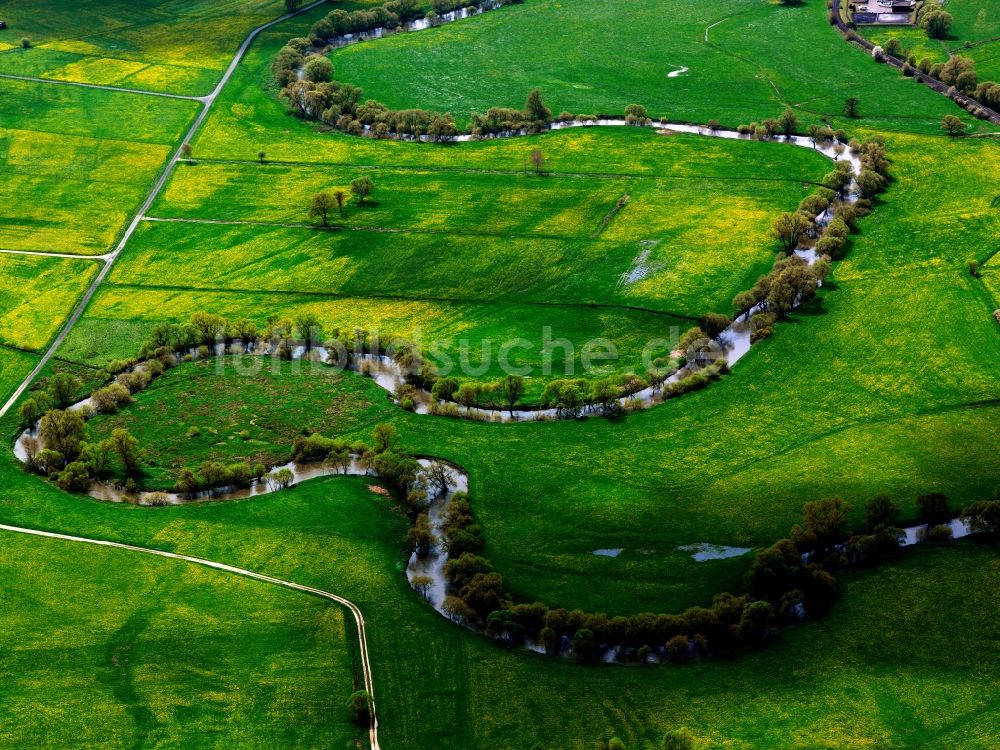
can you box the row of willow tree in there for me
[411,472,1000,663]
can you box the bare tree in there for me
[309,192,336,226]
[529,148,545,174]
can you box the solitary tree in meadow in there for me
[351,176,375,205]
[258,151,266,163]
[49,372,82,409]
[864,495,901,530]
[920,8,952,39]
[334,189,346,215]
[806,123,821,148]
[303,56,334,83]
[373,422,398,453]
[529,148,545,174]
[284,0,302,12]
[346,690,373,726]
[411,574,434,600]
[843,96,859,118]
[941,114,965,136]
[309,191,336,226]
[856,169,885,199]
[20,397,49,430]
[111,428,142,476]
[661,729,694,750]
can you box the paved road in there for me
[0,523,380,750]
[0,0,327,420]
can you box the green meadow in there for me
[0,78,197,255]
[0,254,99,350]
[0,348,39,403]
[0,0,998,746]
[129,141,821,317]
[0,0,288,95]
[0,456,996,749]
[0,531,359,749]
[85,356,398,488]
[328,0,979,133]
[59,283,690,392]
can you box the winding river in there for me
[9,0,903,664]
[11,355,977,663]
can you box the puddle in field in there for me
[677,543,753,561]
[592,548,624,557]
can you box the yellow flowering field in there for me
[0,254,100,351]
[0,0,287,95]
[0,127,170,255]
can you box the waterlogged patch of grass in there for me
[85,357,397,488]
[0,531,358,748]
[0,255,99,350]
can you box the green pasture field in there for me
[1,0,999,746]
[0,531,359,749]
[830,129,1000,278]
[0,77,197,143]
[129,141,821,316]
[0,348,39,403]
[0,79,197,255]
[85,356,397,489]
[865,0,1000,81]
[0,254,99,350]
[0,0,287,95]
[326,0,977,133]
[0,457,995,749]
[58,126,1000,615]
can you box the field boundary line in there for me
[0,523,380,750]
[0,0,328,419]
[101,280,705,321]
[0,248,110,260]
[142,214,618,242]
[0,72,206,101]
[183,156,830,185]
